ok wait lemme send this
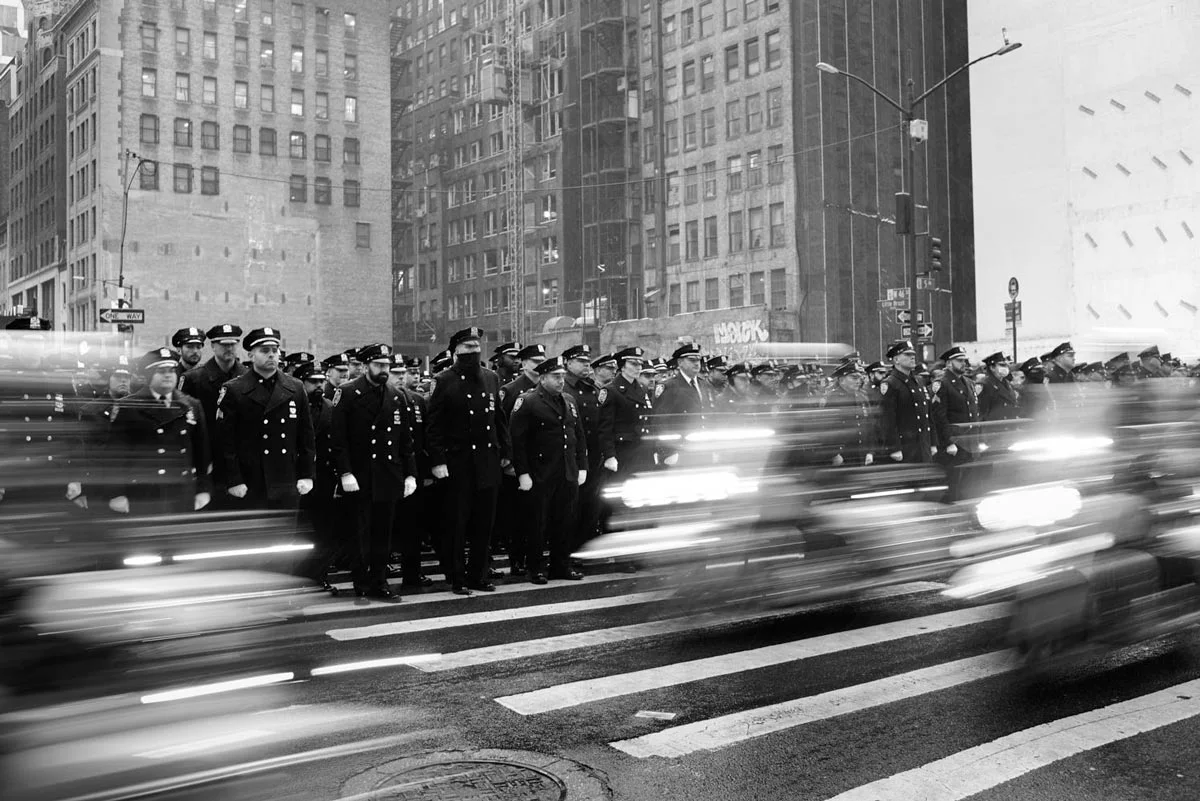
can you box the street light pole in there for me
[816,37,1021,356]
[117,149,154,304]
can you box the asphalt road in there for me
[10,560,1200,800]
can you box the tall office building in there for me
[5,0,391,353]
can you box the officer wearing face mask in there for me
[426,327,512,595]
[978,352,1020,421]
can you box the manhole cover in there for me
[340,749,610,801]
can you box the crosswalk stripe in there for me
[495,603,1006,715]
[325,590,674,641]
[414,582,948,673]
[610,651,1012,758]
[827,677,1200,801]
[302,571,650,617]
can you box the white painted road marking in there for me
[495,603,1006,715]
[415,583,947,673]
[325,591,674,641]
[827,678,1200,801]
[610,651,1012,757]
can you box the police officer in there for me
[562,344,616,550]
[215,327,316,509]
[933,346,982,499]
[878,341,937,464]
[320,352,350,400]
[182,324,246,504]
[818,362,876,467]
[105,348,212,516]
[330,344,417,599]
[172,327,207,373]
[495,343,546,574]
[510,357,588,583]
[500,344,545,417]
[292,360,341,592]
[978,352,1020,421]
[426,327,512,595]
[864,361,889,408]
[653,344,710,438]
[1135,345,1169,379]
[1043,342,1076,384]
[719,362,753,408]
[492,342,521,384]
[705,356,730,397]
[345,349,365,382]
[282,351,316,374]
[609,347,655,474]
[389,353,435,590]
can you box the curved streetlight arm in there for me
[824,68,907,116]
[911,44,1021,109]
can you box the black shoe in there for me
[549,570,584,581]
[370,587,401,601]
[530,573,548,585]
[451,585,473,596]
[467,581,497,592]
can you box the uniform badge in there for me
[54,393,64,413]
[186,408,197,425]
[879,382,889,396]
[217,387,227,406]
[332,388,342,407]
[512,396,524,413]
[598,388,608,405]
[499,388,506,402]
[393,409,402,425]
[288,400,298,419]
[974,383,984,396]
[110,405,120,422]
[655,384,664,399]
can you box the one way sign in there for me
[99,308,145,324]
[901,323,934,339]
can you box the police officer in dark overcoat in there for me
[1043,342,1076,384]
[321,352,350,401]
[492,341,521,384]
[609,347,655,474]
[330,343,417,599]
[104,348,212,516]
[389,353,434,590]
[978,352,1021,421]
[561,344,616,550]
[426,327,512,595]
[215,327,316,509]
[496,343,546,574]
[878,340,937,464]
[181,324,246,505]
[292,360,341,591]
[510,357,588,583]
[172,327,207,374]
[818,361,876,467]
[933,345,981,499]
[652,343,711,466]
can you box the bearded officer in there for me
[878,340,937,464]
[562,344,616,551]
[330,344,417,599]
[426,327,512,595]
[215,327,316,509]
[105,348,211,517]
[171,327,207,373]
[510,356,588,583]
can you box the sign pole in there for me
[1007,277,1020,363]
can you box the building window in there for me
[766,30,782,70]
[141,24,159,51]
[542,278,558,307]
[174,117,192,147]
[233,124,251,153]
[665,119,679,156]
[704,215,718,257]
[682,60,696,97]
[749,271,765,305]
[344,53,357,80]
[344,179,360,206]
[203,31,217,60]
[316,49,328,77]
[289,131,306,159]
[541,236,559,264]
[683,113,697,151]
[173,163,192,193]
[684,167,699,204]
[728,155,743,192]
[667,223,681,264]
[685,220,699,261]
[724,0,740,28]
[200,166,220,195]
[699,0,715,37]
[291,2,304,30]
[748,206,764,249]
[289,174,307,202]
[769,144,785,183]
[770,268,787,309]
[291,89,304,116]
[668,283,681,316]
[142,68,157,97]
[686,281,701,313]
[345,96,358,122]
[746,93,762,132]
[175,72,190,102]
[261,40,275,68]
[726,100,741,139]
[314,134,330,162]
[344,138,360,164]
[729,273,744,306]
[175,27,189,57]
[344,12,357,35]
[203,76,217,104]
[315,92,329,120]
[745,37,760,77]
[705,277,719,309]
[263,0,275,27]
[703,161,717,198]
[747,150,762,187]
[701,107,716,146]
[314,177,331,205]
[291,45,304,73]
[724,45,739,82]
[234,0,248,21]
[201,121,219,150]
[261,84,275,112]
[139,114,159,144]
[769,202,786,247]
[234,36,248,65]
[140,164,159,190]
[767,87,784,127]
[260,127,277,156]
[316,6,330,35]
[234,81,249,109]
[728,211,744,252]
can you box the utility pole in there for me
[502,0,526,343]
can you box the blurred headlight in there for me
[975,485,1083,532]
[608,470,759,509]
[685,427,775,444]
[1008,435,1113,461]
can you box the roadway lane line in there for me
[325,591,674,641]
[415,583,948,673]
[494,603,1006,715]
[826,677,1200,801]
[610,651,1012,758]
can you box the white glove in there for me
[432,464,449,479]
[865,453,874,466]
[296,478,314,496]
[890,451,903,462]
[832,454,844,466]
[109,496,130,514]
[946,443,958,456]
[931,446,939,457]
[518,473,533,491]
[194,492,211,510]
[664,453,680,467]
[577,470,588,486]
[340,473,360,493]
[66,481,82,501]
[228,484,249,498]
[603,457,618,472]
[403,476,417,498]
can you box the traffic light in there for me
[928,236,943,272]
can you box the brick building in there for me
[29,0,391,355]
